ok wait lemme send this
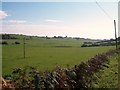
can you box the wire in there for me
[95,1,113,20]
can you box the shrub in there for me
[15,41,20,44]
[2,41,8,45]
[81,44,88,47]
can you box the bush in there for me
[81,44,88,47]
[2,34,18,39]
[2,41,8,45]
[15,41,20,44]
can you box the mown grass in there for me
[2,37,116,75]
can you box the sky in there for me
[0,1,119,39]
[118,2,120,37]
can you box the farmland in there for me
[91,53,118,88]
[2,34,116,76]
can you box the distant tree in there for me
[110,38,114,41]
[46,36,50,39]
[81,44,87,47]
[2,41,8,45]
[29,36,32,39]
[84,42,93,44]
[54,36,57,38]
[74,37,80,40]
[2,34,18,39]
[15,41,20,44]
[58,36,63,39]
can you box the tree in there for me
[15,41,20,44]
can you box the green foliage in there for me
[1,41,8,45]
[81,39,118,47]
[15,41,20,44]
[2,34,18,39]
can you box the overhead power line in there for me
[95,1,113,20]
[95,1,118,49]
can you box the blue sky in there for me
[2,0,120,2]
[0,1,118,39]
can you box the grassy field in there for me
[91,53,119,88]
[2,36,116,75]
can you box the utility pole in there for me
[23,37,25,58]
[114,20,117,50]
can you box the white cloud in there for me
[0,10,8,19]
[1,18,115,39]
[7,20,27,24]
[45,19,63,23]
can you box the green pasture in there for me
[2,37,116,75]
[92,53,119,88]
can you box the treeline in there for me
[1,41,20,45]
[81,37,120,47]
[1,34,18,39]
[1,34,28,45]
[2,48,120,89]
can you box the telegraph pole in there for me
[114,20,117,50]
[23,37,25,58]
